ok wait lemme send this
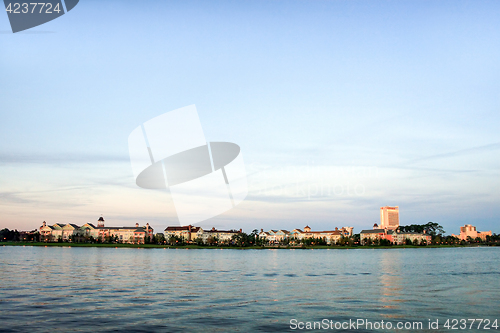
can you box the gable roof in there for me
[360,229,386,234]
[164,226,199,232]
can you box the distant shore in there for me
[1,241,498,249]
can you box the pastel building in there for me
[164,225,241,244]
[380,206,399,230]
[360,223,431,245]
[360,224,394,244]
[452,225,492,241]
[164,225,201,242]
[259,226,353,244]
[258,229,290,243]
[196,227,242,243]
[39,217,154,244]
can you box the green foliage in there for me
[231,233,250,247]
[154,233,165,244]
[0,228,20,241]
[398,222,445,236]
[167,235,185,246]
[379,238,392,246]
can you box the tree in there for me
[168,235,185,246]
[206,236,216,246]
[398,222,445,237]
[0,228,20,242]
[249,229,259,245]
[352,234,360,245]
[231,232,251,247]
[154,233,165,244]
[380,239,392,246]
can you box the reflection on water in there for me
[0,247,499,332]
[379,251,405,318]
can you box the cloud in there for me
[0,153,130,165]
[406,142,500,164]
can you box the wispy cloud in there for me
[0,153,130,165]
[406,142,500,164]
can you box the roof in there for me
[396,232,429,235]
[164,226,199,232]
[360,229,386,234]
[98,217,105,221]
[94,226,148,230]
[165,225,193,231]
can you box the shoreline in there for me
[1,242,497,250]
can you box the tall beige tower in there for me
[380,206,399,230]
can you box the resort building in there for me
[360,223,431,245]
[393,232,432,245]
[360,224,395,244]
[258,229,290,243]
[452,224,492,241]
[164,225,241,244]
[259,226,353,244]
[380,206,399,230]
[196,227,242,243]
[164,225,201,242]
[39,217,154,244]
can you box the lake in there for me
[0,246,499,332]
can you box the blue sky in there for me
[1,0,499,234]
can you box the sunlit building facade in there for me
[380,206,399,230]
[39,217,154,244]
[452,224,492,241]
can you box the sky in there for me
[1,0,499,235]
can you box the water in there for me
[0,246,499,332]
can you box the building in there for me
[360,224,395,244]
[39,217,154,244]
[164,225,200,242]
[380,206,399,230]
[259,226,354,245]
[360,223,431,245]
[258,229,290,243]
[19,229,39,242]
[452,224,492,241]
[164,225,242,244]
[393,232,431,245]
[196,227,242,244]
